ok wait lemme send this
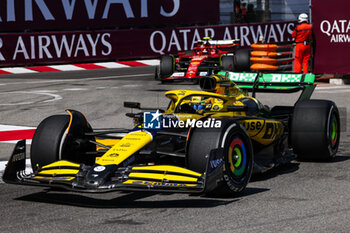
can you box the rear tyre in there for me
[222,56,235,71]
[159,55,174,79]
[291,100,340,161]
[30,114,95,171]
[234,49,251,71]
[187,119,253,194]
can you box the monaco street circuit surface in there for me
[0,66,349,233]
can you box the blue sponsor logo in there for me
[210,158,223,169]
[143,110,162,129]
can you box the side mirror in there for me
[124,102,141,109]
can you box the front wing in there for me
[2,140,224,194]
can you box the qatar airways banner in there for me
[313,0,350,74]
[0,21,296,67]
[0,0,219,31]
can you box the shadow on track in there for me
[15,191,238,208]
[15,186,269,209]
[146,89,170,92]
[13,162,304,208]
[250,162,300,182]
[294,155,350,164]
[332,155,350,162]
[202,187,269,199]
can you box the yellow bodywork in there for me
[41,160,80,169]
[132,165,201,177]
[128,173,198,182]
[239,119,284,145]
[97,130,152,166]
[33,160,80,181]
[28,75,285,188]
[162,74,283,146]
[91,74,283,165]
[95,138,121,151]
[32,176,76,181]
[123,166,201,186]
[122,180,198,187]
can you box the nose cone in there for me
[84,164,117,188]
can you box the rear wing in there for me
[197,39,239,46]
[218,71,316,102]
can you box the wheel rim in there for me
[329,113,339,148]
[228,136,247,178]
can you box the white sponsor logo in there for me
[144,112,222,129]
[171,72,185,77]
[150,22,295,55]
[227,73,302,83]
[2,33,112,62]
[320,20,350,43]
[162,118,222,129]
[0,0,180,22]
[270,74,302,83]
[0,33,112,61]
[93,166,106,172]
[0,38,4,61]
[229,73,256,82]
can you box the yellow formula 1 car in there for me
[3,72,340,195]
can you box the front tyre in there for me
[30,115,70,171]
[159,55,174,79]
[222,131,253,193]
[187,119,253,194]
[30,113,96,171]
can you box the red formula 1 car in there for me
[155,38,251,83]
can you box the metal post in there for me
[309,0,313,72]
[309,0,312,25]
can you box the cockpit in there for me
[177,95,224,114]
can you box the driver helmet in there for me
[298,13,308,23]
[190,96,209,111]
[192,104,205,111]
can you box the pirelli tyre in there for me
[234,49,251,72]
[291,100,340,161]
[159,55,174,79]
[222,56,235,71]
[30,114,95,171]
[187,119,253,194]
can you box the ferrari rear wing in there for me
[197,39,240,47]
